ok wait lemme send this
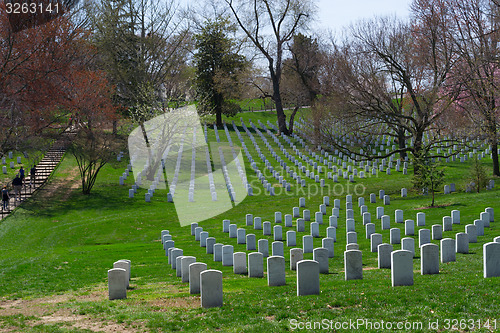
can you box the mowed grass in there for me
[0,111,499,332]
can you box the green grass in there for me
[0,111,499,332]
[230,98,276,112]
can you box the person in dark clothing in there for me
[1,186,9,211]
[12,174,22,201]
[19,166,25,184]
[30,166,36,187]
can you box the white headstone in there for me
[440,238,456,263]
[376,207,384,219]
[432,225,443,240]
[480,212,490,228]
[248,252,264,278]
[363,212,371,225]
[395,210,404,223]
[344,250,363,280]
[228,224,237,238]
[296,260,320,296]
[181,256,196,283]
[483,242,500,278]
[296,218,305,232]
[378,243,393,269]
[455,233,469,254]
[421,243,439,275]
[381,215,390,230]
[401,237,415,257]
[286,230,297,247]
[465,224,477,243]
[390,228,401,244]
[371,233,383,252]
[206,237,216,254]
[233,252,247,274]
[451,210,460,224]
[290,248,304,271]
[474,219,484,237]
[258,239,269,257]
[391,250,413,287]
[246,234,256,251]
[222,245,234,266]
[405,220,414,236]
[322,238,334,258]
[189,262,207,294]
[200,270,223,308]
[263,222,272,236]
[419,229,431,248]
[303,235,314,253]
[171,249,183,269]
[108,268,127,300]
[346,231,357,244]
[267,256,286,286]
[274,225,283,241]
[417,212,425,226]
[313,247,329,274]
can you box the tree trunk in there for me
[112,120,117,135]
[216,111,222,128]
[288,106,300,135]
[490,138,500,177]
[215,93,223,128]
[270,69,288,135]
[412,129,424,176]
[397,129,407,160]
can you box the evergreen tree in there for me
[412,152,445,207]
[194,16,247,127]
[470,155,488,193]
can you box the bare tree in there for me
[446,0,500,176]
[307,4,460,165]
[281,33,322,133]
[224,0,316,135]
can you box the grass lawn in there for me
[0,111,499,332]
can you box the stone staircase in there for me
[0,133,74,220]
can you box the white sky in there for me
[179,0,413,35]
[315,0,413,34]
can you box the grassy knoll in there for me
[0,111,499,332]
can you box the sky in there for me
[179,0,414,35]
[314,0,413,34]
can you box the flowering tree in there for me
[444,0,500,176]
[0,9,92,154]
[65,70,118,194]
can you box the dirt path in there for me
[0,283,199,332]
[0,289,143,332]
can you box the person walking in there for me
[1,186,9,211]
[19,166,25,185]
[30,166,36,187]
[12,174,22,201]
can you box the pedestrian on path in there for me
[30,166,36,187]
[12,174,22,201]
[1,186,9,211]
[19,166,25,184]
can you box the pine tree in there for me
[470,155,488,193]
[412,151,445,207]
[194,16,247,127]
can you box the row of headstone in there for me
[108,259,131,300]
[163,229,223,308]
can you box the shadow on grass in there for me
[20,183,137,218]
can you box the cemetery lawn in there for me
[0,111,499,332]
